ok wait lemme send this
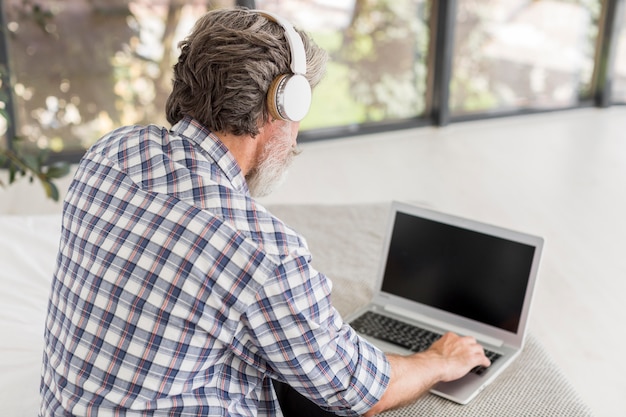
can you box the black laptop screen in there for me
[381,212,536,333]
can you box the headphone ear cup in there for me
[267,73,312,122]
[267,74,288,121]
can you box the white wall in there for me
[3,106,625,223]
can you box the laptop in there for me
[346,201,544,404]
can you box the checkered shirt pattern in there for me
[39,116,390,417]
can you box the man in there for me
[40,8,489,417]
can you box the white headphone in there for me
[254,10,312,122]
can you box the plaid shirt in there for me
[40,116,390,417]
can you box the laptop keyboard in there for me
[350,311,501,375]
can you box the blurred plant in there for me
[0,43,70,202]
[0,136,71,202]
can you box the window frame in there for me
[593,0,624,107]
[0,3,17,150]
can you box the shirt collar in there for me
[170,116,250,195]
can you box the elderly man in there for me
[40,8,488,417]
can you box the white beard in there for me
[246,129,300,198]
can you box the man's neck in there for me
[213,131,260,177]
[214,119,292,177]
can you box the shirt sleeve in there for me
[230,246,390,416]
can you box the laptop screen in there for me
[381,211,536,333]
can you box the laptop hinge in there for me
[383,304,504,348]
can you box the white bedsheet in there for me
[0,215,61,417]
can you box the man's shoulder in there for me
[73,123,307,259]
[92,123,166,151]
[210,200,308,260]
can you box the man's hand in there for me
[364,332,490,416]
[423,332,492,382]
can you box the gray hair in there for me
[165,8,328,137]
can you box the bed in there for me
[0,204,593,416]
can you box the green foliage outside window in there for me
[0,63,71,202]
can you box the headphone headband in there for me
[254,10,307,76]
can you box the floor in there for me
[261,107,626,417]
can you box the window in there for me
[2,0,432,152]
[0,0,622,160]
[2,0,236,154]
[256,0,431,136]
[449,0,602,117]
